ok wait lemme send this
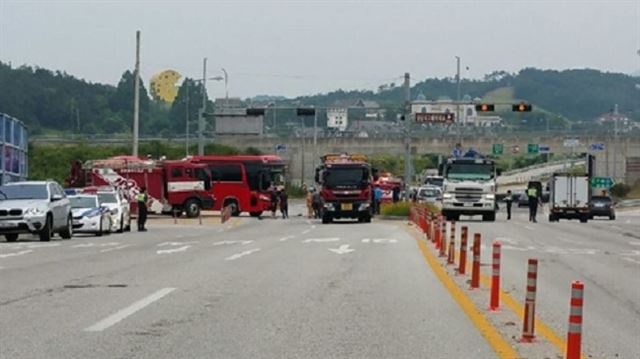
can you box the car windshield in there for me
[70,196,99,208]
[98,193,118,204]
[446,164,494,180]
[0,184,48,200]
[425,178,444,187]
[419,188,440,197]
[323,167,369,188]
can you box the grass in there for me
[380,202,440,217]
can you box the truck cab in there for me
[441,156,498,222]
[315,154,375,224]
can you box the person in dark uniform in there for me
[504,190,513,220]
[136,187,149,231]
[526,185,540,223]
[279,187,289,219]
[392,186,400,203]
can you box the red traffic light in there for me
[475,104,495,112]
[512,103,532,112]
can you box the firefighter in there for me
[373,185,383,215]
[136,187,149,231]
[279,187,289,219]
[504,190,513,220]
[526,184,540,223]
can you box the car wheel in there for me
[39,216,53,242]
[610,214,616,220]
[184,199,201,218]
[125,215,132,232]
[60,216,73,239]
[117,214,124,233]
[5,234,18,242]
[96,220,103,237]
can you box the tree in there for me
[168,78,209,134]
[109,70,151,131]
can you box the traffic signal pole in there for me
[403,72,411,201]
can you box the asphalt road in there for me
[459,205,640,359]
[1,204,638,358]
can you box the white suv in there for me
[0,181,73,242]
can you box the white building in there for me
[326,107,349,132]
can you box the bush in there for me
[380,201,441,217]
[610,183,631,198]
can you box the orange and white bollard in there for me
[521,259,538,342]
[458,226,468,275]
[490,241,502,311]
[439,221,447,257]
[470,233,481,289]
[435,217,442,249]
[566,281,584,359]
[447,221,456,265]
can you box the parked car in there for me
[69,195,113,236]
[589,195,616,220]
[83,186,131,232]
[417,186,442,203]
[0,181,73,242]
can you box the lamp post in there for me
[187,64,224,156]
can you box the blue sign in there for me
[452,148,462,158]
[539,145,551,154]
[589,143,605,151]
[275,144,287,153]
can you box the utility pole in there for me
[198,58,207,156]
[313,110,318,174]
[301,117,306,186]
[132,30,141,157]
[403,72,411,200]
[185,82,190,156]
[455,56,461,143]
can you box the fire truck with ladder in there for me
[315,154,377,224]
[67,156,215,218]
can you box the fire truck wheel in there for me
[249,211,263,217]
[184,199,201,218]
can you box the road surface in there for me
[1,204,638,358]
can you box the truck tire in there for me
[579,216,588,223]
[39,216,53,242]
[322,214,333,224]
[184,199,201,218]
[249,211,263,217]
[609,214,616,220]
[363,213,372,223]
[60,216,73,239]
[549,214,558,222]
[5,234,18,242]
[482,212,496,222]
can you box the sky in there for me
[1,0,639,99]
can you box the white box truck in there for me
[548,173,591,223]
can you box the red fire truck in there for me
[315,154,377,224]
[67,156,215,217]
[186,155,285,217]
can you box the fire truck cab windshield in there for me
[322,167,370,188]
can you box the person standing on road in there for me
[312,191,323,219]
[392,186,400,203]
[505,190,513,220]
[270,186,278,219]
[136,187,149,232]
[306,188,315,219]
[373,185,383,215]
[279,188,289,219]
[527,185,540,223]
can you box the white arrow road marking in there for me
[311,225,316,229]
[279,235,295,242]
[555,237,583,245]
[72,242,120,248]
[0,250,33,259]
[213,240,253,246]
[501,244,530,252]
[328,244,354,255]
[362,238,371,243]
[301,229,312,234]
[156,245,191,255]
[158,241,199,247]
[225,248,260,261]
[629,241,640,246]
[100,245,131,253]
[524,225,535,231]
[84,287,176,332]
[303,237,340,243]
[620,250,640,257]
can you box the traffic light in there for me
[246,108,265,116]
[512,102,532,112]
[296,108,316,116]
[475,104,495,112]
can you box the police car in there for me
[69,194,113,236]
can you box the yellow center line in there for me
[414,234,521,359]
